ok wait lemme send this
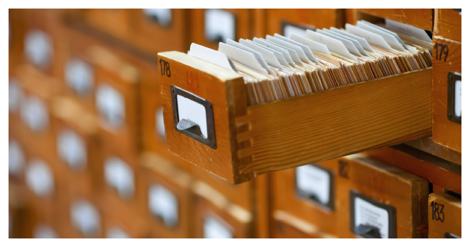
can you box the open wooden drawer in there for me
[159,51,432,184]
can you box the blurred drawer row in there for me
[271,152,461,238]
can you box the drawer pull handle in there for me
[177,118,204,137]
[355,224,381,238]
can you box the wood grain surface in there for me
[432,37,461,152]
[428,193,461,238]
[434,9,461,41]
[355,9,433,30]
[237,69,432,180]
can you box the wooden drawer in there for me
[262,9,344,36]
[100,143,145,214]
[346,9,433,31]
[335,154,428,238]
[10,64,61,157]
[82,9,133,41]
[9,9,26,71]
[129,9,188,55]
[21,141,67,224]
[189,9,253,50]
[434,9,461,41]
[271,159,339,236]
[428,193,461,238]
[271,210,337,238]
[364,146,461,194]
[192,181,253,238]
[432,36,461,152]
[158,51,432,184]
[100,194,149,238]
[140,152,194,238]
[22,9,68,81]
[90,47,141,154]
[52,97,102,192]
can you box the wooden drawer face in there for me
[10,65,61,158]
[100,194,149,238]
[83,9,132,40]
[271,210,337,238]
[53,97,102,192]
[434,9,461,41]
[189,9,252,50]
[130,9,188,55]
[9,9,26,71]
[265,9,344,36]
[140,152,193,238]
[271,159,339,236]
[93,58,141,154]
[432,37,461,152]
[364,147,461,194]
[159,51,432,184]
[335,155,428,238]
[192,181,253,238]
[22,10,68,80]
[428,193,461,238]
[351,9,433,31]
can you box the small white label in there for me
[177,94,208,138]
[283,24,307,39]
[71,199,100,237]
[58,129,87,170]
[26,160,54,197]
[105,156,134,199]
[65,58,94,96]
[34,224,57,238]
[106,226,129,238]
[9,79,24,112]
[143,9,172,27]
[9,140,25,176]
[296,165,331,205]
[455,80,461,118]
[205,9,235,42]
[149,184,178,227]
[25,30,53,68]
[203,214,233,238]
[20,96,49,132]
[96,84,125,128]
[155,107,166,139]
[354,196,389,238]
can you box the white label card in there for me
[149,184,178,227]
[58,129,87,170]
[106,227,130,238]
[26,160,54,197]
[20,96,49,132]
[455,80,461,117]
[9,79,24,112]
[96,84,125,128]
[296,165,331,206]
[346,24,394,51]
[354,196,389,238]
[305,30,358,61]
[65,58,94,96]
[71,199,100,237]
[143,9,172,27]
[283,24,307,38]
[205,9,235,42]
[105,156,135,199]
[25,30,53,68]
[34,224,57,238]
[289,34,331,56]
[9,140,24,176]
[155,107,166,139]
[385,19,432,42]
[177,94,208,138]
[188,43,238,72]
[203,215,233,238]
[219,42,268,74]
